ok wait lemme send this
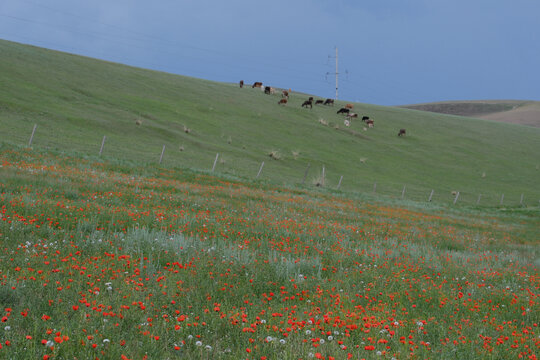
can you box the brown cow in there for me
[278,98,288,105]
[252,82,263,88]
[398,129,406,136]
[282,90,289,98]
[239,80,244,88]
[346,113,358,119]
[345,103,354,109]
[366,119,374,128]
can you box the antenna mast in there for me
[335,47,338,100]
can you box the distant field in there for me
[1,39,540,206]
[400,100,540,128]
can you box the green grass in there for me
[1,39,539,206]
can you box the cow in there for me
[398,129,406,136]
[315,99,324,105]
[366,119,374,128]
[346,113,358,119]
[308,97,314,102]
[252,82,263,88]
[361,116,370,122]
[264,86,272,94]
[324,98,334,106]
[337,108,350,114]
[345,103,354,109]
[282,90,289,98]
[278,98,288,105]
[301,100,313,109]
[239,80,244,88]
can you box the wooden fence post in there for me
[302,163,311,185]
[453,191,460,205]
[159,145,166,164]
[337,175,343,190]
[256,161,265,178]
[401,185,406,199]
[99,136,106,156]
[28,124,37,146]
[212,153,219,172]
[428,190,434,202]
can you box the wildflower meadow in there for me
[0,148,538,359]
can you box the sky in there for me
[1,0,539,105]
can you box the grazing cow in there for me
[282,90,289,98]
[308,97,314,102]
[346,113,358,119]
[252,81,263,88]
[361,116,370,122]
[239,80,244,88]
[264,86,272,94]
[278,98,288,105]
[345,103,354,109]
[301,100,313,109]
[337,108,350,114]
[315,99,324,105]
[398,129,406,136]
[366,119,374,128]
[324,98,335,106]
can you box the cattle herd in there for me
[239,80,406,136]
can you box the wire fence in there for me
[7,123,540,208]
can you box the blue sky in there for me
[1,0,539,105]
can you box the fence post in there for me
[212,153,219,172]
[476,194,482,205]
[302,163,311,185]
[322,165,325,187]
[256,161,265,178]
[520,194,524,206]
[453,191,460,205]
[159,145,166,164]
[99,136,106,156]
[500,194,504,205]
[373,182,377,193]
[401,185,406,199]
[428,189,434,202]
[28,124,37,146]
[337,175,343,190]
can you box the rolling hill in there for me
[1,39,539,206]
[400,100,540,128]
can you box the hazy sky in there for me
[1,0,539,105]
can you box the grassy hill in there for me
[400,100,540,128]
[1,39,539,206]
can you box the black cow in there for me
[337,108,350,114]
[362,116,370,122]
[398,129,406,136]
[315,99,324,105]
[264,86,272,94]
[324,98,334,106]
[301,100,313,109]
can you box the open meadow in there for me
[0,147,538,359]
[0,39,539,359]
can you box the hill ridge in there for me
[1,38,539,206]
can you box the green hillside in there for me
[1,39,539,206]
